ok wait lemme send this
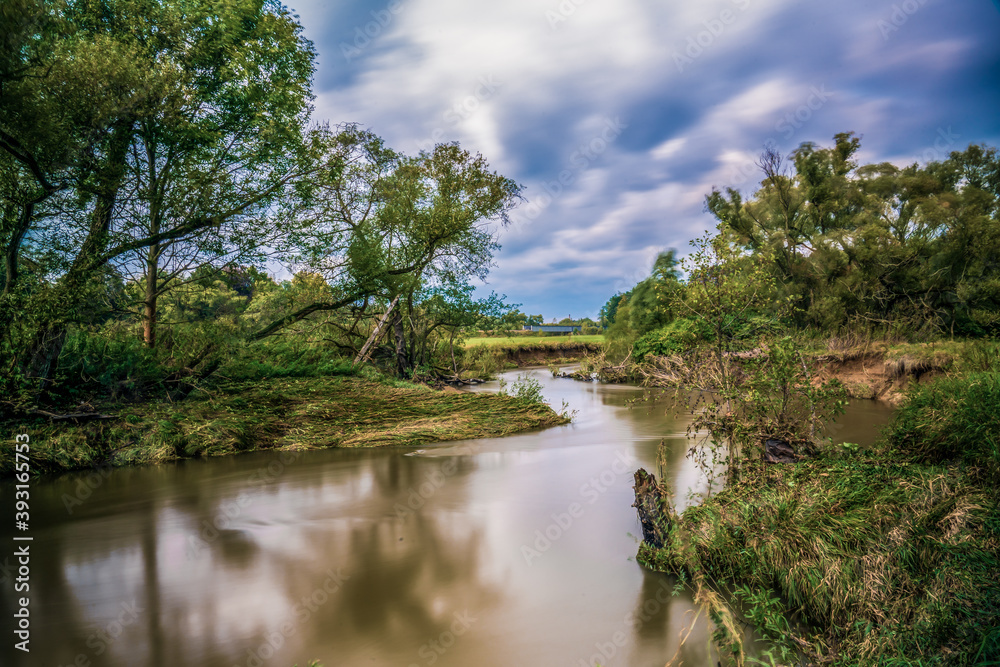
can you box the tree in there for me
[0,0,317,401]
[109,0,315,348]
[703,133,1000,335]
[251,130,522,377]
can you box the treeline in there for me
[602,133,1000,356]
[0,0,520,413]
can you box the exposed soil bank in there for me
[498,342,602,367]
[814,351,946,404]
[0,376,568,477]
[589,346,951,404]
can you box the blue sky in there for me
[289,0,1000,320]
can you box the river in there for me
[0,367,893,667]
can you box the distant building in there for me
[522,325,582,333]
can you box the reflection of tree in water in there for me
[624,570,713,667]
[261,451,502,659]
[85,449,498,664]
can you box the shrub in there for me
[633,318,713,360]
[885,371,1000,479]
[497,374,544,404]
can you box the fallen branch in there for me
[32,410,115,422]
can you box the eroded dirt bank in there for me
[814,352,947,404]
[500,343,603,367]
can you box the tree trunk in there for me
[631,468,673,550]
[355,295,399,364]
[143,242,160,348]
[449,329,458,375]
[2,200,34,298]
[21,120,134,397]
[392,309,410,377]
[23,324,67,395]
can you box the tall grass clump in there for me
[886,371,1000,480]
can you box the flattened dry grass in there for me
[0,377,567,476]
[639,373,1000,665]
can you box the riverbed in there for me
[0,367,893,667]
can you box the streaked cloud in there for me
[291,0,1000,318]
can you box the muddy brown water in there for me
[0,368,893,667]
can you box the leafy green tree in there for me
[703,133,1000,336]
[1,0,317,404]
[110,0,315,348]
[253,130,521,376]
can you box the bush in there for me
[53,326,168,402]
[498,374,544,404]
[886,371,1000,479]
[633,318,713,360]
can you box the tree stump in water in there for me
[632,468,673,549]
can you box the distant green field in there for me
[463,335,605,348]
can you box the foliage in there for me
[885,371,1000,481]
[599,135,1000,365]
[497,374,545,404]
[633,318,714,361]
[0,0,525,410]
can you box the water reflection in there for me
[0,368,893,667]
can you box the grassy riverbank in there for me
[463,334,605,348]
[0,373,567,478]
[637,371,1000,665]
[462,336,605,373]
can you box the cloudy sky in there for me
[289,0,1000,320]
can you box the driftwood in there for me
[355,295,400,365]
[32,409,115,422]
[763,438,797,464]
[632,468,673,549]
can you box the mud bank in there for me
[815,351,947,404]
[500,343,603,367]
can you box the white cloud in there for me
[290,0,997,316]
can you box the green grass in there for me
[462,334,605,348]
[637,372,1000,665]
[0,375,568,477]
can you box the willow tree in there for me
[0,0,317,403]
[111,0,316,348]
[252,128,522,377]
[0,0,163,395]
